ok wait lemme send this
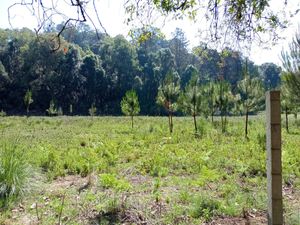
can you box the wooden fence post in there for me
[266,91,283,225]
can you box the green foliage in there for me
[121,90,140,117]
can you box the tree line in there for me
[0,24,282,117]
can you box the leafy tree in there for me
[121,90,140,128]
[157,71,180,133]
[80,52,106,110]
[220,49,243,88]
[259,63,281,90]
[192,45,221,83]
[169,28,190,75]
[237,76,264,138]
[179,74,202,133]
[24,90,33,116]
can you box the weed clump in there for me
[99,173,131,191]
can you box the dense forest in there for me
[0,24,281,115]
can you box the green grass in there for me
[0,115,299,224]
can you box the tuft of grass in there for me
[0,144,31,207]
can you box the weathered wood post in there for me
[266,91,283,225]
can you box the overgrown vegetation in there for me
[0,116,299,224]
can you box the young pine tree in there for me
[179,74,202,133]
[203,81,218,123]
[215,80,234,133]
[121,90,140,129]
[237,76,264,138]
[89,103,97,119]
[24,89,33,116]
[157,71,180,133]
[46,100,58,116]
[281,76,297,133]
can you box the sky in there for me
[1,0,300,66]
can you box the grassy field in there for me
[0,116,299,224]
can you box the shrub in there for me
[190,195,221,221]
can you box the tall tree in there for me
[169,28,190,75]
[259,63,281,90]
[80,52,106,111]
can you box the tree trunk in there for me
[168,112,171,133]
[285,106,289,133]
[245,109,248,138]
[193,114,197,133]
[131,115,133,129]
[211,110,214,123]
[170,112,173,133]
[26,106,29,117]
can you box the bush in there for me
[0,144,31,207]
[190,195,221,221]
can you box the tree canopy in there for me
[0,25,282,115]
